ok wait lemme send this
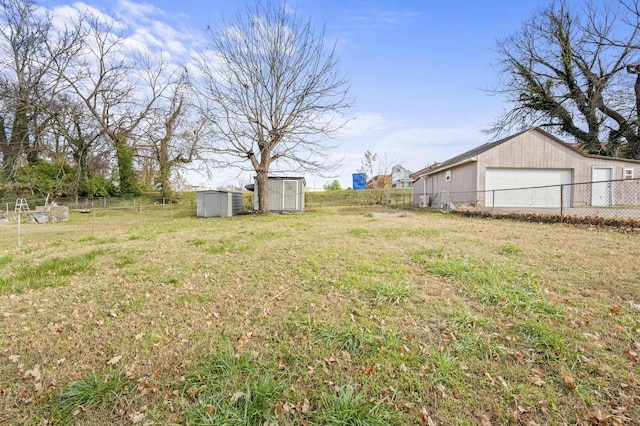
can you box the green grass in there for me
[314,324,372,355]
[312,385,393,425]
[427,256,561,317]
[181,348,286,425]
[499,242,522,256]
[0,204,638,425]
[0,249,105,293]
[365,281,415,305]
[50,369,135,423]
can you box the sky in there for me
[42,0,552,189]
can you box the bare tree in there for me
[196,1,352,213]
[139,70,203,201]
[358,150,393,189]
[50,95,106,196]
[57,11,175,195]
[0,0,81,180]
[490,0,640,159]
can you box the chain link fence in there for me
[415,178,640,221]
[0,197,199,250]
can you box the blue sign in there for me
[352,173,366,190]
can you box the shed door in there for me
[283,180,298,210]
[485,168,572,208]
[591,167,613,206]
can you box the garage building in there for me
[413,128,640,208]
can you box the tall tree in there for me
[57,12,173,195]
[50,95,105,196]
[196,1,351,213]
[491,0,640,158]
[140,70,203,201]
[0,0,78,179]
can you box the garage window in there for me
[445,170,451,182]
[624,168,634,179]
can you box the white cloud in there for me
[339,113,392,136]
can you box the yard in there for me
[0,205,638,425]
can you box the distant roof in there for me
[411,163,442,181]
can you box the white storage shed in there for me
[197,190,243,218]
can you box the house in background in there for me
[413,127,640,208]
[391,165,413,187]
[366,174,392,189]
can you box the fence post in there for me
[92,208,96,235]
[492,190,496,214]
[17,212,21,249]
[560,185,564,222]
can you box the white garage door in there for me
[485,168,572,208]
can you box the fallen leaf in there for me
[485,373,496,385]
[24,365,41,382]
[418,407,436,426]
[530,366,544,376]
[107,355,122,365]
[300,398,310,413]
[623,350,638,362]
[509,351,525,361]
[230,391,247,403]
[619,392,634,405]
[610,305,622,314]
[478,413,491,425]
[129,412,145,423]
[561,368,576,389]
[364,365,375,375]
[529,375,545,386]
[8,355,19,363]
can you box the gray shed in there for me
[197,190,243,217]
[253,176,306,212]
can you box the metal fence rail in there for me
[414,178,640,220]
[0,202,198,250]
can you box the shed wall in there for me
[253,177,306,212]
[197,191,243,217]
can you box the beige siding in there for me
[477,130,640,184]
[414,162,478,207]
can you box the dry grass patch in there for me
[0,206,638,425]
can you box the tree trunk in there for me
[0,116,7,178]
[256,169,269,214]
[158,162,173,201]
[115,134,139,195]
[4,101,29,181]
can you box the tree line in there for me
[0,0,351,212]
